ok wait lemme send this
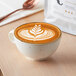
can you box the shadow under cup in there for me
[9,22,61,60]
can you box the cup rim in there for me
[14,22,62,44]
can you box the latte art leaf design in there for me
[18,24,55,41]
[29,25,44,36]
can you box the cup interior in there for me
[14,22,61,44]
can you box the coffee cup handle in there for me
[8,30,15,44]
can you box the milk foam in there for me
[18,25,55,41]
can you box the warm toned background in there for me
[0,11,76,76]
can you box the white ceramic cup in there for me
[8,24,61,61]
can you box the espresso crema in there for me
[14,23,61,44]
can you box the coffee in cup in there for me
[14,22,60,44]
[9,22,61,61]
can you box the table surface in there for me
[0,11,76,76]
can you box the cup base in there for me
[26,57,35,61]
[25,57,48,61]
